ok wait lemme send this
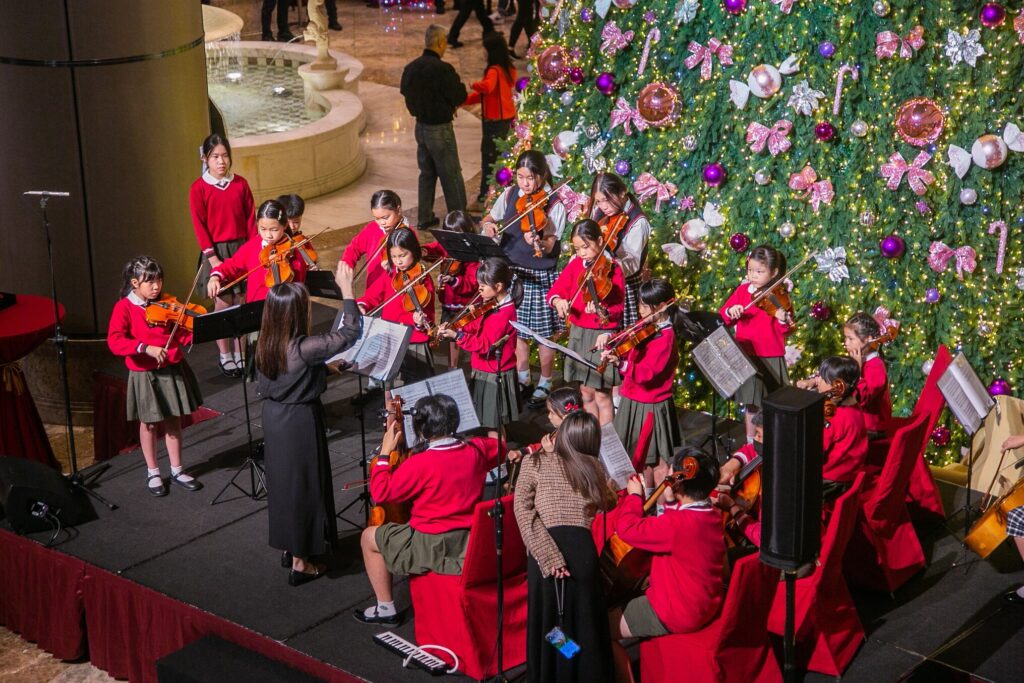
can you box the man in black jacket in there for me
[400,25,469,229]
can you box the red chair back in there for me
[818,473,866,588]
[914,345,952,432]
[713,554,780,657]
[460,495,527,588]
[865,412,930,531]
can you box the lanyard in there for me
[554,577,566,627]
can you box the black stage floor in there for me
[5,303,1024,682]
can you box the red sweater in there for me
[358,266,436,343]
[719,283,792,357]
[823,404,868,483]
[546,256,625,331]
[210,234,308,303]
[340,221,447,292]
[616,496,725,634]
[619,323,678,403]
[188,175,257,253]
[370,437,501,533]
[457,298,517,373]
[858,354,892,432]
[440,261,479,310]
[464,64,517,121]
[107,296,190,372]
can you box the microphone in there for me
[23,191,70,198]
[489,333,512,356]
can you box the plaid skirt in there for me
[511,266,563,338]
[1008,505,1024,538]
[623,273,642,330]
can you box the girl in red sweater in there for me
[107,256,204,497]
[602,279,685,488]
[610,448,724,681]
[815,356,868,492]
[463,33,517,208]
[507,386,584,461]
[548,219,625,425]
[438,257,521,428]
[353,227,437,385]
[436,211,480,368]
[720,244,793,441]
[189,134,257,376]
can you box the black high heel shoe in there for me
[288,565,325,587]
[281,551,292,568]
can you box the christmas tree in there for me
[498,0,1024,463]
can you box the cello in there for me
[368,396,413,527]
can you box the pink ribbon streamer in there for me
[609,97,648,136]
[600,21,634,56]
[556,185,589,223]
[880,151,935,196]
[788,166,834,213]
[684,38,733,81]
[746,119,792,156]
[832,64,858,116]
[875,26,925,59]
[928,242,977,280]
[772,0,795,14]
[638,27,660,76]
[633,172,678,212]
[988,220,1007,274]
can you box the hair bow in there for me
[771,0,796,14]
[788,165,834,213]
[600,21,634,56]
[872,306,900,337]
[609,97,648,136]
[876,26,925,59]
[928,242,977,280]
[563,400,581,413]
[880,151,935,195]
[684,38,733,81]
[746,119,792,156]
[556,185,589,223]
[633,172,678,212]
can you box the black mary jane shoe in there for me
[170,471,203,492]
[219,358,242,378]
[148,473,168,497]
[281,551,293,568]
[1005,588,1024,605]
[288,565,326,587]
[353,606,401,626]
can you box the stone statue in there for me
[303,0,337,70]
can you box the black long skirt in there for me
[526,526,614,683]
[263,398,337,558]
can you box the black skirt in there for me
[526,526,614,683]
[263,398,337,558]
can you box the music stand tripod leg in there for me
[337,374,371,530]
[211,335,267,505]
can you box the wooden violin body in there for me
[260,237,297,287]
[580,255,614,326]
[144,294,207,332]
[722,455,762,547]
[596,321,659,375]
[368,397,413,527]
[964,477,1024,559]
[599,213,629,254]
[754,282,794,320]
[290,230,319,269]
[516,189,549,258]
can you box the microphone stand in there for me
[487,333,511,683]
[29,192,116,510]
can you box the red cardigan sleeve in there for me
[369,456,423,504]
[189,183,214,253]
[341,223,374,269]
[241,179,257,237]
[719,284,746,326]
[452,262,479,299]
[457,306,512,355]
[210,238,253,285]
[626,330,672,384]
[106,300,140,357]
[546,258,578,305]
[615,494,676,553]
[357,273,387,311]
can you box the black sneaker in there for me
[354,606,401,626]
[328,20,343,30]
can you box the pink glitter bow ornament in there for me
[872,306,901,338]
[880,151,935,196]
[600,21,634,57]
[746,119,793,156]
[1015,11,1024,44]
[788,165,834,213]
[876,26,925,59]
[685,38,733,81]
[772,0,797,14]
[556,184,590,223]
[928,242,977,280]
[988,220,1007,274]
[609,97,648,136]
[633,172,678,212]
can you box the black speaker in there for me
[0,456,84,534]
[760,386,825,571]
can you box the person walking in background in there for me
[401,25,469,230]
[446,0,495,49]
[508,0,538,59]
[464,33,517,210]
[261,0,294,42]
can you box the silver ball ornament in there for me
[959,188,978,205]
[585,124,601,139]
[872,0,890,16]
[560,91,574,107]
[851,120,868,138]
[754,170,771,185]
[979,321,993,336]
[682,135,698,151]
[859,211,877,227]
[779,221,796,239]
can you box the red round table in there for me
[0,294,64,469]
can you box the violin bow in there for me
[439,292,484,330]
[591,297,679,352]
[741,251,816,312]
[494,178,573,236]
[159,264,205,364]
[219,228,329,292]
[562,221,621,312]
[367,260,444,317]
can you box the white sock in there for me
[613,395,621,409]
[518,370,530,385]
[537,376,552,389]
[644,487,654,499]
[147,467,162,488]
[233,351,243,364]
[366,601,396,617]
[220,353,233,364]
[170,465,193,483]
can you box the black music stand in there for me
[678,311,732,459]
[428,229,508,263]
[304,270,344,300]
[193,301,268,504]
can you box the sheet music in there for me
[600,423,637,490]
[938,353,995,435]
[690,326,757,400]
[390,369,480,438]
[326,315,410,382]
[510,321,598,369]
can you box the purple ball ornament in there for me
[989,378,1012,397]
[580,6,594,22]
[515,76,530,93]
[818,41,836,58]
[930,425,951,447]
[810,301,832,321]
[880,234,906,259]
[703,162,727,187]
[925,287,941,304]
[814,121,837,142]
[495,166,514,187]
[979,3,1006,28]
[729,232,750,252]
[614,159,631,175]
[723,0,747,14]
[595,72,616,96]
[568,67,585,85]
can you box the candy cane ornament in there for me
[988,220,1007,274]
[638,27,661,76]
[832,63,859,116]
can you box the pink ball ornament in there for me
[880,235,906,259]
[971,134,1009,170]
[636,82,679,127]
[747,64,783,99]
[814,121,837,142]
[495,166,514,187]
[537,45,571,88]
[568,66,585,85]
[723,0,747,14]
[703,163,727,187]
[552,135,571,159]
[810,301,832,321]
[979,3,1006,27]
[729,232,750,252]
[930,425,951,447]
[894,98,945,148]
[595,72,616,96]
[989,378,1012,397]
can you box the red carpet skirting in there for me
[0,529,358,682]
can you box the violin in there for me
[436,258,463,292]
[823,378,847,421]
[368,397,413,527]
[289,229,319,269]
[720,454,763,547]
[595,320,660,375]
[144,294,208,332]
[741,252,816,324]
[391,262,440,343]
[599,457,700,605]
[445,295,497,332]
[515,189,549,258]
[259,237,297,287]
[863,325,899,354]
[598,213,630,254]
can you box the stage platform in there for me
[1,303,1023,682]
